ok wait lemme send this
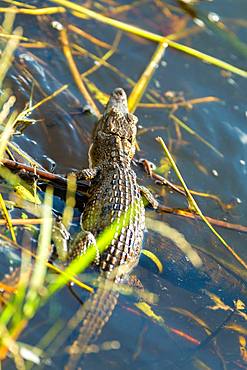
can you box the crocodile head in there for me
[89,88,138,166]
[105,87,129,115]
[101,88,138,143]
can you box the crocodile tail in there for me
[66,277,119,369]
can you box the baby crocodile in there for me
[54,88,158,367]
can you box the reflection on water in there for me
[1,0,247,369]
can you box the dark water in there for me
[1,0,247,369]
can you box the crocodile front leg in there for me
[52,217,70,262]
[52,167,100,262]
[139,185,159,209]
[73,167,98,181]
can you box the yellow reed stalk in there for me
[0,231,94,293]
[0,110,18,160]
[128,42,167,113]
[62,173,76,228]
[59,27,100,116]
[156,136,247,271]
[170,114,223,158]
[79,30,122,79]
[23,187,53,318]
[0,32,28,41]
[50,0,247,77]
[0,193,16,242]
[0,6,66,15]
[7,142,43,167]
[68,24,111,49]
[20,83,68,117]
[1,0,36,8]
[19,41,49,48]
[0,26,22,88]
[141,249,163,273]
[138,96,221,108]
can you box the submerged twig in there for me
[2,158,246,234]
[1,158,67,185]
[157,204,247,234]
[156,136,247,270]
[139,159,233,210]
[1,158,90,193]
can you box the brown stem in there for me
[0,158,89,192]
[139,159,186,196]
[2,160,246,234]
[157,204,247,234]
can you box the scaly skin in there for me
[56,88,157,368]
[68,88,149,273]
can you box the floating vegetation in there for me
[0,1,246,369]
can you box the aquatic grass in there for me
[18,84,69,118]
[140,159,237,210]
[7,142,47,168]
[0,196,88,360]
[157,203,247,234]
[72,40,135,86]
[135,301,201,346]
[156,136,247,271]
[103,0,148,16]
[0,196,148,362]
[1,10,16,35]
[62,173,76,228]
[0,6,66,15]
[0,188,53,361]
[146,217,202,268]
[0,26,22,88]
[170,113,223,158]
[0,110,18,160]
[1,1,35,9]
[0,192,16,241]
[192,242,247,282]
[225,323,247,336]
[138,96,221,109]
[0,16,22,245]
[50,0,247,77]
[168,306,211,336]
[0,166,41,205]
[46,199,142,298]
[23,187,53,319]
[83,79,110,106]
[80,30,122,81]
[68,24,112,49]
[0,2,245,366]
[141,249,163,273]
[128,41,167,113]
[0,229,94,293]
[19,41,49,49]
[178,0,247,60]
[59,26,100,116]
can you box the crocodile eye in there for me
[109,107,118,114]
[127,113,138,125]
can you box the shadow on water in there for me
[1,0,247,369]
